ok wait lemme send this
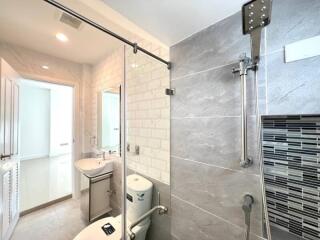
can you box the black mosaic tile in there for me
[263,115,320,239]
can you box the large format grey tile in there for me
[146,177,171,240]
[171,196,264,240]
[171,157,262,236]
[266,51,320,115]
[170,12,251,79]
[171,116,260,174]
[171,63,258,118]
[266,0,320,54]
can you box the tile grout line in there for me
[170,48,284,83]
[171,194,265,240]
[171,115,257,119]
[171,115,241,119]
[171,61,238,82]
[171,155,260,177]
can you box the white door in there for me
[0,59,20,240]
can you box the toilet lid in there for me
[73,216,148,240]
[74,217,121,240]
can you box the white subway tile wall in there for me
[90,39,170,185]
[126,40,170,184]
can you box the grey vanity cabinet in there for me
[80,172,112,223]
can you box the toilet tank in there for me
[126,174,153,224]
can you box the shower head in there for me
[242,0,272,35]
[242,0,272,64]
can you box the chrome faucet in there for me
[108,150,117,155]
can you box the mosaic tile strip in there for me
[262,115,320,240]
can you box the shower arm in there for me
[127,205,168,240]
[233,56,256,168]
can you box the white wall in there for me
[49,87,73,157]
[20,80,73,159]
[20,85,50,160]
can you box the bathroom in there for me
[0,0,319,239]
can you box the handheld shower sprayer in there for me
[242,0,272,65]
[242,194,254,240]
[236,2,273,240]
[234,0,273,168]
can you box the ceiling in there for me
[0,0,124,64]
[0,0,248,64]
[102,0,247,46]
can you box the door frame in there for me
[18,72,82,200]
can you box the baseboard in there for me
[20,154,49,161]
[20,194,72,216]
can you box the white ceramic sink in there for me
[75,157,113,177]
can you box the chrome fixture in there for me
[127,205,168,240]
[242,0,272,65]
[233,0,272,168]
[135,145,140,155]
[242,194,254,240]
[232,55,255,168]
[108,150,117,155]
[165,88,176,96]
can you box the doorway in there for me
[19,79,74,213]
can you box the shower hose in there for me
[254,67,272,240]
[242,61,272,240]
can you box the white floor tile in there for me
[20,154,72,211]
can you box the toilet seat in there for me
[73,216,148,240]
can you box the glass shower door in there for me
[123,45,171,240]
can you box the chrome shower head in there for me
[242,0,272,64]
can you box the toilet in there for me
[74,174,153,240]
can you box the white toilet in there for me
[74,174,153,240]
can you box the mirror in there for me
[97,87,120,153]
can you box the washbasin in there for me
[75,157,113,177]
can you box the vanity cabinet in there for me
[80,172,113,223]
[0,59,20,240]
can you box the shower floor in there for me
[271,226,304,240]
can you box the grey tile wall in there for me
[265,0,320,115]
[171,196,263,240]
[170,0,320,239]
[266,0,320,54]
[262,115,320,240]
[170,12,250,80]
[172,157,262,236]
[266,51,320,115]
[170,4,264,240]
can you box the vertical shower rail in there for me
[233,55,255,168]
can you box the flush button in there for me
[101,223,115,235]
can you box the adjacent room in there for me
[19,79,73,213]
